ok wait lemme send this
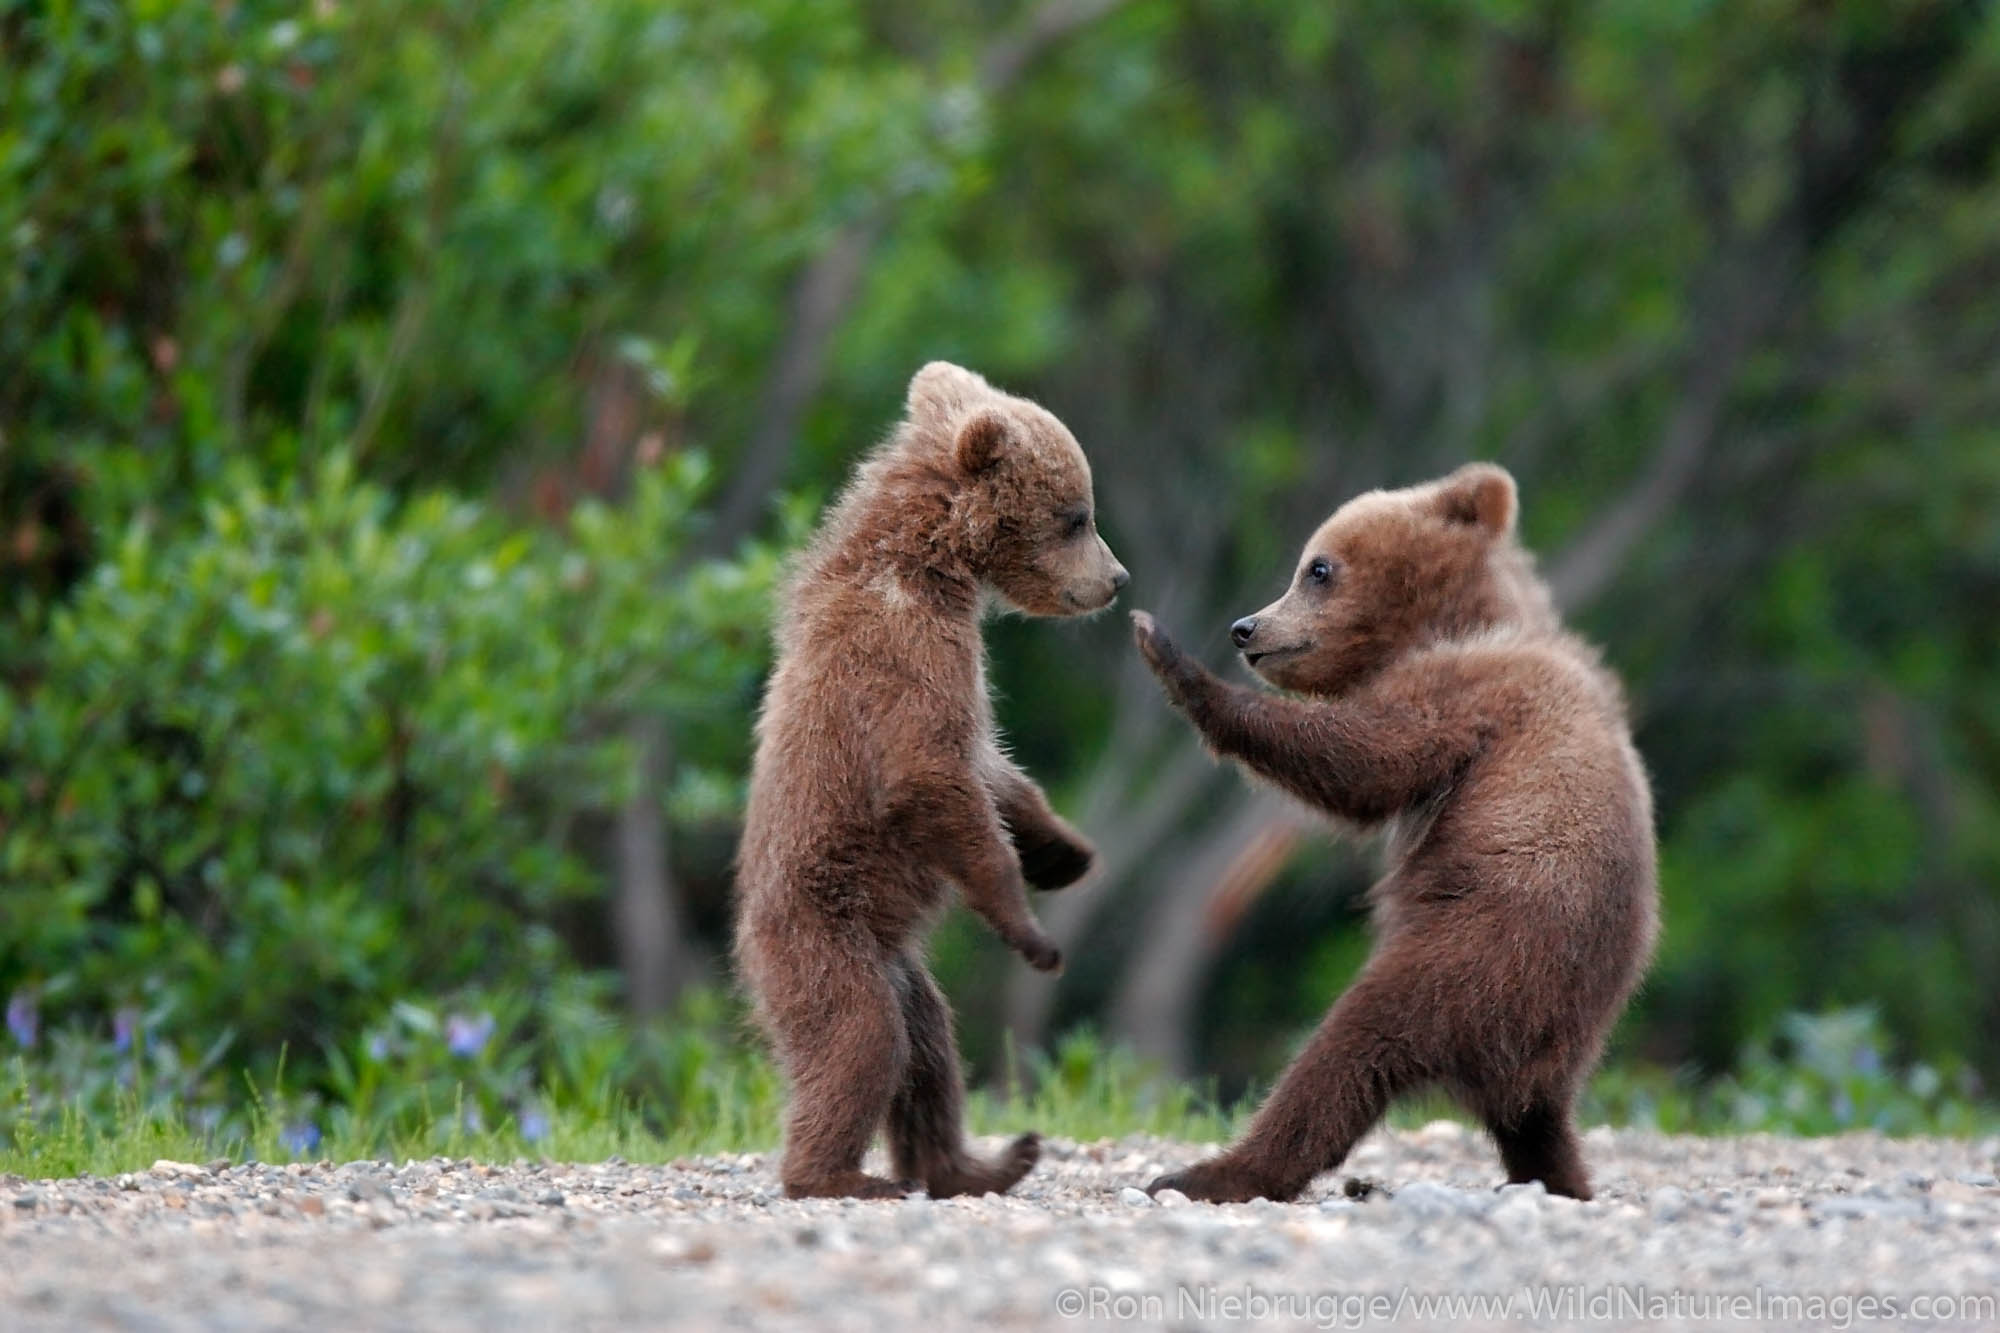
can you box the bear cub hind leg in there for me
[1483,1096,1592,1201]
[887,955,1040,1197]
[772,944,920,1201]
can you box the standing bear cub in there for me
[1132,463,1656,1203]
[736,361,1128,1200]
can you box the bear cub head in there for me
[1229,463,1557,696]
[905,361,1129,617]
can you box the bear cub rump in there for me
[735,362,1127,1200]
[1133,463,1657,1203]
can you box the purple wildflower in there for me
[113,1006,141,1054]
[519,1108,550,1144]
[5,990,37,1050]
[444,1011,496,1058]
[280,1122,322,1157]
[366,1033,391,1062]
[461,1105,484,1135]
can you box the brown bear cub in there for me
[1131,463,1656,1203]
[735,362,1128,1200]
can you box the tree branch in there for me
[981,0,1127,94]
[1545,243,1795,614]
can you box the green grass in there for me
[2,1094,718,1180]
[7,1008,1994,1182]
[0,1029,1248,1181]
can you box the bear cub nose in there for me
[1111,567,1131,593]
[1230,616,1258,648]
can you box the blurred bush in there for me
[0,452,774,1092]
[1,0,833,1124]
[0,0,925,527]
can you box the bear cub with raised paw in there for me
[735,362,1128,1201]
[1132,463,1656,1203]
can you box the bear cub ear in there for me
[906,360,991,427]
[1433,462,1517,536]
[954,408,1012,474]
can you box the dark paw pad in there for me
[1019,837,1094,890]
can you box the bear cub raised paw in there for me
[735,361,1128,1201]
[1133,463,1657,1203]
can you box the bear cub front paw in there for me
[1017,832,1094,891]
[1009,928,1064,974]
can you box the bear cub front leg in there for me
[944,811,1066,971]
[989,762,1096,891]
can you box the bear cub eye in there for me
[1304,556,1338,587]
[1062,508,1091,539]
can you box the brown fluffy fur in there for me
[1131,463,1657,1203]
[735,362,1128,1200]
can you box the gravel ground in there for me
[4,1126,1998,1331]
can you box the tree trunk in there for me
[1106,792,1313,1072]
[615,715,695,1016]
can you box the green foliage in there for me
[5,0,2000,1150]
[0,454,774,1094]
[0,0,940,515]
[1585,1008,1997,1137]
[1,984,782,1176]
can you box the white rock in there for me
[1117,1187,1154,1208]
[1649,1185,1689,1220]
[1490,1187,1547,1231]
[1390,1181,1491,1218]
[1413,1119,1468,1143]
